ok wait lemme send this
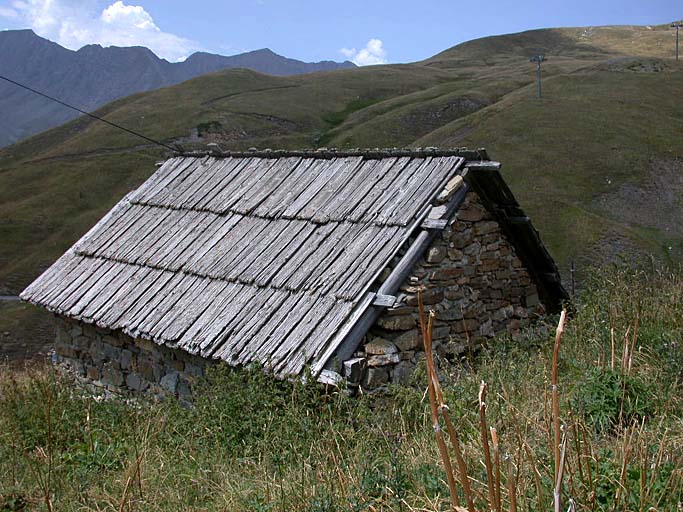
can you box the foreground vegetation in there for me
[1,266,682,511]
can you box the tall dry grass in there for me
[0,265,681,511]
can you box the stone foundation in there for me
[346,192,544,390]
[54,316,209,401]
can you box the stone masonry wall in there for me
[347,191,544,390]
[54,316,209,401]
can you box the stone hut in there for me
[21,148,567,398]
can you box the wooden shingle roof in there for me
[22,150,475,377]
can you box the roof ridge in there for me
[175,147,490,161]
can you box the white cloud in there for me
[1,0,200,61]
[340,38,387,66]
[0,6,18,17]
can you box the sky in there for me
[0,0,681,64]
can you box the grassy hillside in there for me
[0,24,681,352]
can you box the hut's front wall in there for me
[54,316,208,400]
[348,192,544,389]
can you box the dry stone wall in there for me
[348,191,544,390]
[54,316,208,401]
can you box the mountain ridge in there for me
[0,29,355,147]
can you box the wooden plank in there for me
[310,292,375,376]
[86,204,151,257]
[197,284,262,356]
[172,158,232,209]
[80,264,151,323]
[280,159,342,219]
[67,261,134,319]
[276,300,352,376]
[54,259,120,315]
[345,157,412,223]
[150,276,215,341]
[318,158,384,222]
[115,208,184,263]
[98,206,168,259]
[336,230,403,299]
[294,157,364,222]
[196,157,261,213]
[73,195,135,255]
[134,274,201,341]
[212,289,290,360]
[175,282,244,354]
[117,271,182,333]
[332,227,401,299]
[388,156,464,226]
[265,222,337,289]
[267,294,336,372]
[204,218,272,279]
[309,224,381,294]
[237,292,312,365]
[465,161,501,171]
[207,287,282,360]
[250,222,318,288]
[173,213,242,271]
[372,157,437,225]
[274,222,361,290]
[207,157,281,214]
[231,157,303,214]
[143,210,207,269]
[144,158,208,207]
[191,157,255,211]
[193,216,261,276]
[100,267,167,328]
[128,157,186,203]
[224,219,302,282]
[165,279,232,346]
[21,251,82,303]
[44,257,111,311]
[124,273,188,337]
[252,158,322,218]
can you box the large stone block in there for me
[406,288,444,306]
[103,334,124,348]
[362,367,389,389]
[377,314,415,331]
[126,372,149,392]
[343,357,367,386]
[55,342,78,359]
[474,221,499,236]
[393,329,421,351]
[392,361,415,385]
[367,353,400,367]
[426,246,447,264]
[102,367,124,387]
[457,203,486,222]
[160,372,180,394]
[364,338,398,355]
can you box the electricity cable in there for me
[0,74,177,152]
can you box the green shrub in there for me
[573,366,656,433]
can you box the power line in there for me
[0,74,177,152]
